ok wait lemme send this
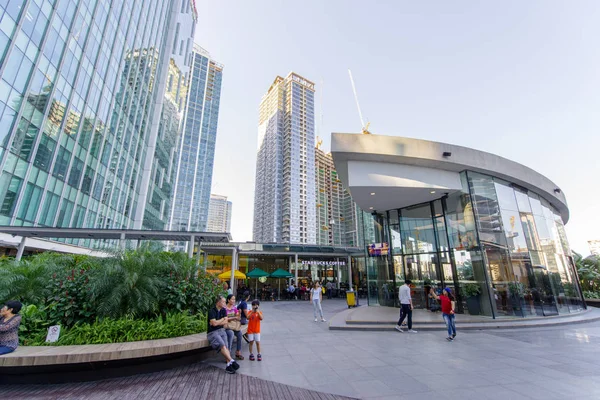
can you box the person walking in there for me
[430,287,457,341]
[326,281,333,299]
[395,280,417,333]
[310,282,326,322]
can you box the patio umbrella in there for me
[217,269,247,280]
[270,268,294,300]
[246,268,270,297]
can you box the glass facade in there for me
[0,1,195,247]
[363,171,584,317]
[170,45,222,234]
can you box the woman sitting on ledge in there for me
[0,300,22,355]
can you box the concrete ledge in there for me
[0,326,247,384]
[329,307,600,331]
[585,299,600,308]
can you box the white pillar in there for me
[230,247,238,294]
[188,235,195,258]
[196,245,202,266]
[16,236,26,261]
[295,253,299,285]
[119,233,126,250]
[347,256,353,290]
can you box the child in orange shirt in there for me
[247,300,263,361]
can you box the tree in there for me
[573,251,600,293]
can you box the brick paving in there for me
[2,362,356,400]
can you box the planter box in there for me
[585,298,600,308]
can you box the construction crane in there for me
[348,69,371,135]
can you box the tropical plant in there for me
[583,290,600,299]
[18,304,52,346]
[573,252,600,293]
[89,250,167,319]
[25,313,207,346]
[0,258,55,304]
[461,283,482,298]
[508,282,524,296]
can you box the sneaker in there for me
[225,364,236,374]
[314,318,318,322]
[408,329,418,333]
[249,353,255,361]
[231,360,240,370]
[395,325,404,333]
[446,337,453,342]
[321,318,326,322]
[452,333,456,338]
[257,354,262,361]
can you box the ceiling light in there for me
[430,190,436,194]
[370,192,375,196]
[369,207,374,210]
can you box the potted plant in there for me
[461,283,482,315]
[508,282,525,317]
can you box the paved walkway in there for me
[2,362,355,400]
[330,303,600,331]
[5,299,600,399]
[205,299,600,399]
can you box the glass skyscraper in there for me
[253,72,316,244]
[169,44,222,233]
[0,0,196,247]
[206,193,231,233]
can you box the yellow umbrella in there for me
[218,269,247,280]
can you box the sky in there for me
[194,0,600,256]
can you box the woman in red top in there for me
[429,287,456,341]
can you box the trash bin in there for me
[346,290,357,308]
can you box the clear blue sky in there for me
[195,0,600,255]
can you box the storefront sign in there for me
[301,260,346,266]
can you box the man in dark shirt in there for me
[208,295,240,374]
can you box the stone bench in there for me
[0,325,247,383]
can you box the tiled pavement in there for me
[205,299,600,399]
[6,299,600,399]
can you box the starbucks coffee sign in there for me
[301,260,346,266]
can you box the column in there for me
[295,253,299,285]
[188,235,196,258]
[230,247,238,294]
[196,245,202,266]
[15,236,26,261]
[119,233,126,250]
[347,255,353,290]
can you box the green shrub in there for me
[19,304,52,346]
[461,283,482,297]
[24,313,207,346]
[583,290,600,299]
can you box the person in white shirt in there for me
[396,279,417,333]
[310,282,326,322]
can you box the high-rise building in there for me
[253,72,316,244]
[170,45,223,232]
[589,240,600,256]
[0,1,195,247]
[315,145,372,247]
[207,194,231,233]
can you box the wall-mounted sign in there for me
[301,260,346,266]
[258,276,267,283]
